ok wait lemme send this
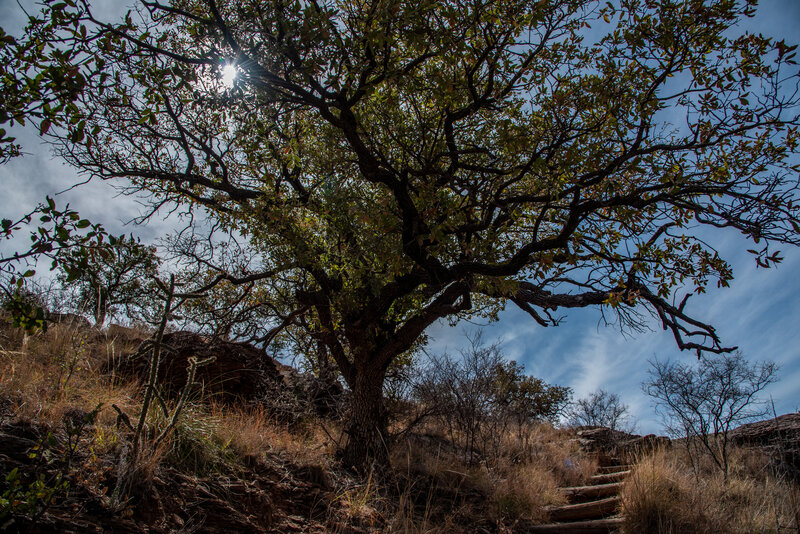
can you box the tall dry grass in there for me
[384,421,596,529]
[0,321,335,473]
[621,447,800,533]
[0,322,139,437]
[209,402,335,466]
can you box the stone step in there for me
[588,470,630,484]
[546,496,621,522]
[561,482,624,503]
[597,465,631,474]
[527,516,624,533]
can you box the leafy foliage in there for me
[1,198,111,332]
[57,235,161,325]
[494,359,572,426]
[0,406,100,531]
[0,0,100,162]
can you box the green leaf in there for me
[64,268,81,283]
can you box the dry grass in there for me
[0,323,139,435]
[383,421,596,529]
[621,447,800,533]
[0,321,334,475]
[4,319,799,534]
[210,403,335,467]
[487,461,566,522]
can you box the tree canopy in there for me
[5,0,800,468]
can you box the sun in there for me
[221,64,237,88]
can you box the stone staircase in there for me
[527,462,630,533]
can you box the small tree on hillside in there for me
[494,360,572,441]
[566,389,631,431]
[643,352,778,479]
[58,236,160,326]
[414,333,571,463]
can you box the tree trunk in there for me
[93,285,107,326]
[340,363,390,472]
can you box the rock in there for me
[108,331,284,403]
[105,331,344,414]
[615,434,671,457]
[729,413,800,480]
[729,413,800,447]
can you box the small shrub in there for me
[150,404,234,475]
[412,333,571,465]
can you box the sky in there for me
[1,0,799,435]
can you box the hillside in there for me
[0,317,798,533]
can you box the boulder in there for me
[729,413,800,479]
[108,331,284,403]
[106,331,344,414]
[615,434,671,457]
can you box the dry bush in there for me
[485,461,566,523]
[507,423,598,487]
[411,334,571,466]
[622,448,800,534]
[481,424,594,523]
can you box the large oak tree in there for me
[9,0,800,468]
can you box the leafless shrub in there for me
[643,351,778,480]
[565,389,632,432]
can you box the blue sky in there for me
[1,0,799,435]
[426,1,800,433]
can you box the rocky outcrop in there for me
[576,427,670,461]
[729,413,800,447]
[108,331,284,402]
[729,413,800,480]
[105,330,344,415]
[615,434,671,457]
